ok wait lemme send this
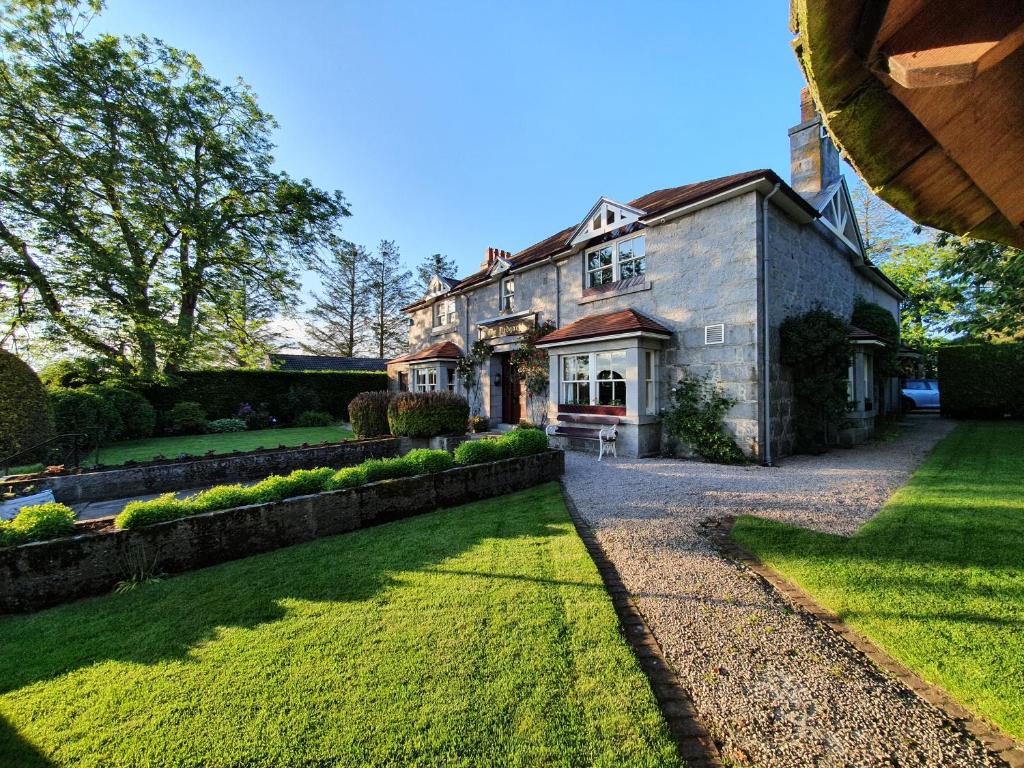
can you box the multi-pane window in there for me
[446,367,456,392]
[585,235,645,288]
[560,351,626,407]
[414,368,438,392]
[644,350,657,415]
[433,299,457,328]
[500,276,515,312]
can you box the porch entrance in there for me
[500,354,522,424]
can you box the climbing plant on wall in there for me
[510,321,556,424]
[455,339,492,417]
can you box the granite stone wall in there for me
[0,450,565,613]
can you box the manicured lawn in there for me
[88,424,355,466]
[0,483,679,767]
[733,422,1024,740]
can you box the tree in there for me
[0,1,348,377]
[364,240,414,358]
[198,275,290,368]
[849,180,915,262]
[936,234,1024,341]
[302,241,370,357]
[416,252,457,294]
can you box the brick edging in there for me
[709,515,1024,768]
[558,482,723,768]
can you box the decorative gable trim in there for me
[426,274,457,298]
[817,178,865,259]
[486,257,513,276]
[568,197,647,247]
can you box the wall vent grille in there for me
[704,323,725,345]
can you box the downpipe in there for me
[761,183,781,467]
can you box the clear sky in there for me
[96,0,811,285]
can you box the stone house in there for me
[387,95,903,462]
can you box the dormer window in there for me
[586,234,646,288]
[571,197,644,245]
[433,298,457,328]
[500,276,515,312]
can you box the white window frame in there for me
[644,350,658,415]
[500,276,515,312]
[559,350,627,407]
[413,367,438,392]
[433,299,457,328]
[584,234,646,288]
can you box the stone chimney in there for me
[788,87,840,198]
[481,247,512,270]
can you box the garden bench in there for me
[545,414,618,461]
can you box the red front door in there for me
[501,355,521,424]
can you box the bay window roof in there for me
[536,309,672,347]
[390,341,463,363]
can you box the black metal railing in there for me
[1,433,94,477]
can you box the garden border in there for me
[0,449,564,613]
[711,516,1024,768]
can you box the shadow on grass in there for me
[0,483,568,701]
[0,715,54,767]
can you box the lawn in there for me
[88,424,355,467]
[0,483,680,768]
[732,422,1024,740]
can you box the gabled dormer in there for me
[425,273,458,298]
[816,177,865,259]
[487,255,513,277]
[568,197,646,247]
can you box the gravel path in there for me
[562,415,1002,768]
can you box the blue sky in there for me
[97,0,811,285]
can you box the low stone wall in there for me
[0,450,564,613]
[8,438,401,503]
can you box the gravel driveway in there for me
[562,415,1003,767]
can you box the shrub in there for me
[116,494,187,529]
[284,385,322,420]
[168,401,208,434]
[138,369,386,422]
[89,386,155,440]
[404,448,455,474]
[49,387,122,444]
[938,342,1024,418]
[502,426,550,457]
[37,357,113,389]
[248,468,336,503]
[349,391,392,438]
[469,415,489,433]
[207,418,248,433]
[0,502,75,547]
[239,402,273,430]
[0,349,53,460]
[663,376,746,464]
[187,484,256,513]
[294,410,334,427]
[454,438,504,465]
[362,456,418,482]
[387,391,469,438]
[326,465,369,490]
[780,307,851,453]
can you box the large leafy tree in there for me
[364,239,414,358]
[302,241,371,357]
[0,1,348,377]
[197,274,290,368]
[936,235,1024,341]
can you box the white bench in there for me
[545,414,618,461]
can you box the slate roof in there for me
[390,341,463,363]
[268,354,388,372]
[535,309,673,346]
[404,169,814,312]
[847,325,888,343]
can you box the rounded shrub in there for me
[349,391,392,438]
[362,456,418,482]
[89,386,156,440]
[49,387,122,444]
[326,465,370,490]
[294,410,334,428]
[387,391,469,438]
[207,418,248,433]
[0,502,75,547]
[116,494,187,529]
[454,438,502,465]
[503,426,549,456]
[168,401,207,434]
[404,448,455,474]
[0,349,53,460]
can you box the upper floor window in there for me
[500,276,515,312]
[433,298,457,328]
[585,235,645,288]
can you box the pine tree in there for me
[416,252,458,293]
[302,242,371,357]
[364,240,415,358]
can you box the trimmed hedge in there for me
[138,369,386,423]
[0,502,75,547]
[0,350,53,460]
[294,410,334,427]
[49,388,122,445]
[115,431,550,530]
[88,386,156,440]
[387,391,469,438]
[349,391,392,438]
[938,343,1024,418]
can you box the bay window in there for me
[585,235,645,288]
[560,351,626,406]
[413,367,438,391]
[644,350,657,415]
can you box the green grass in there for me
[732,422,1024,739]
[0,484,680,767]
[88,424,355,467]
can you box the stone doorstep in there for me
[557,482,725,768]
[709,516,1022,768]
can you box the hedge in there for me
[0,502,75,547]
[938,343,1024,418]
[115,428,549,531]
[138,369,387,423]
[387,391,469,438]
[0,350,53,460]
[349,391,392,438]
